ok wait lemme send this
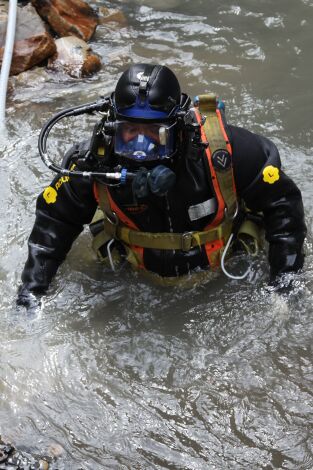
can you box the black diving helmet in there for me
[37,63,190,188]
[112,63,183,162]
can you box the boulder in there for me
[47,35,101,78]
[0,2,56,75]
[31,0,98,41]
[98,6,127,27]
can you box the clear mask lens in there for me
[114,121,176,161]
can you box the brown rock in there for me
[81,53,102,76]
[98,6,127,26]
[6,33,56,75]
[31,0,98,41]
[0,3,56,75]
[47,35,101,78]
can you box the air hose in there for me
[37,97,135,184]
[38,98,111,176]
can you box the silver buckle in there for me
[181,232,193,252]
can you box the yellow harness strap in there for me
[102,215,233,251]
[198,94,237,218]
[94,184,233,252]
[237,218,263,256]
[91,210,112,256]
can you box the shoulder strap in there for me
[96,183,114,218]
[198,94,237,219]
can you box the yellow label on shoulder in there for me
[263,165,279,184]
[43,186,57,204]
[55,175,70,190]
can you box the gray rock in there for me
[47,35,101,78]
[0,3,56,75]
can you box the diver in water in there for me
[17,63,306,307]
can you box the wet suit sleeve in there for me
[228,125,307,282]
[18,146,97,305]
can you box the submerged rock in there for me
[0,436,50,469]
[98,6,127,27]
[47,35,101,78]
[31,0,98,41]
[0,2,56,76]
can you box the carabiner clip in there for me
[106,239,115,272]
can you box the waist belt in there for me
[103,217,232,251]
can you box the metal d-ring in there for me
[106,238,116,272]
[104,210,119,226]
[224,201,238,221]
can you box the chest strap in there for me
[198,94,237,219]
[102,215,232,252]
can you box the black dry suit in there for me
[18,110,306,301]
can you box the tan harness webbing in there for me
[198,94,237,218]
[96,184,232,252]
[103,216,232,251]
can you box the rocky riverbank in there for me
[0,0,127,79]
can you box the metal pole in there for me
[0,0,17,125]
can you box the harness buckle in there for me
[104,211,118,226]
[181,232,193,252]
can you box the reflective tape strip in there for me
[188,198,217,221]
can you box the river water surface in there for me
[1,0,313,468]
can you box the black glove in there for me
[16,285,42,310]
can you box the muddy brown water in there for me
[0,0,313,468]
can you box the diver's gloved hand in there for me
[16,285,42,310]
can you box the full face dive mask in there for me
[113,119,177,197]
[114,120,176,162]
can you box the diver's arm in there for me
[17,169,97,307]
[244,168,306,282]
[229,126,307,282]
